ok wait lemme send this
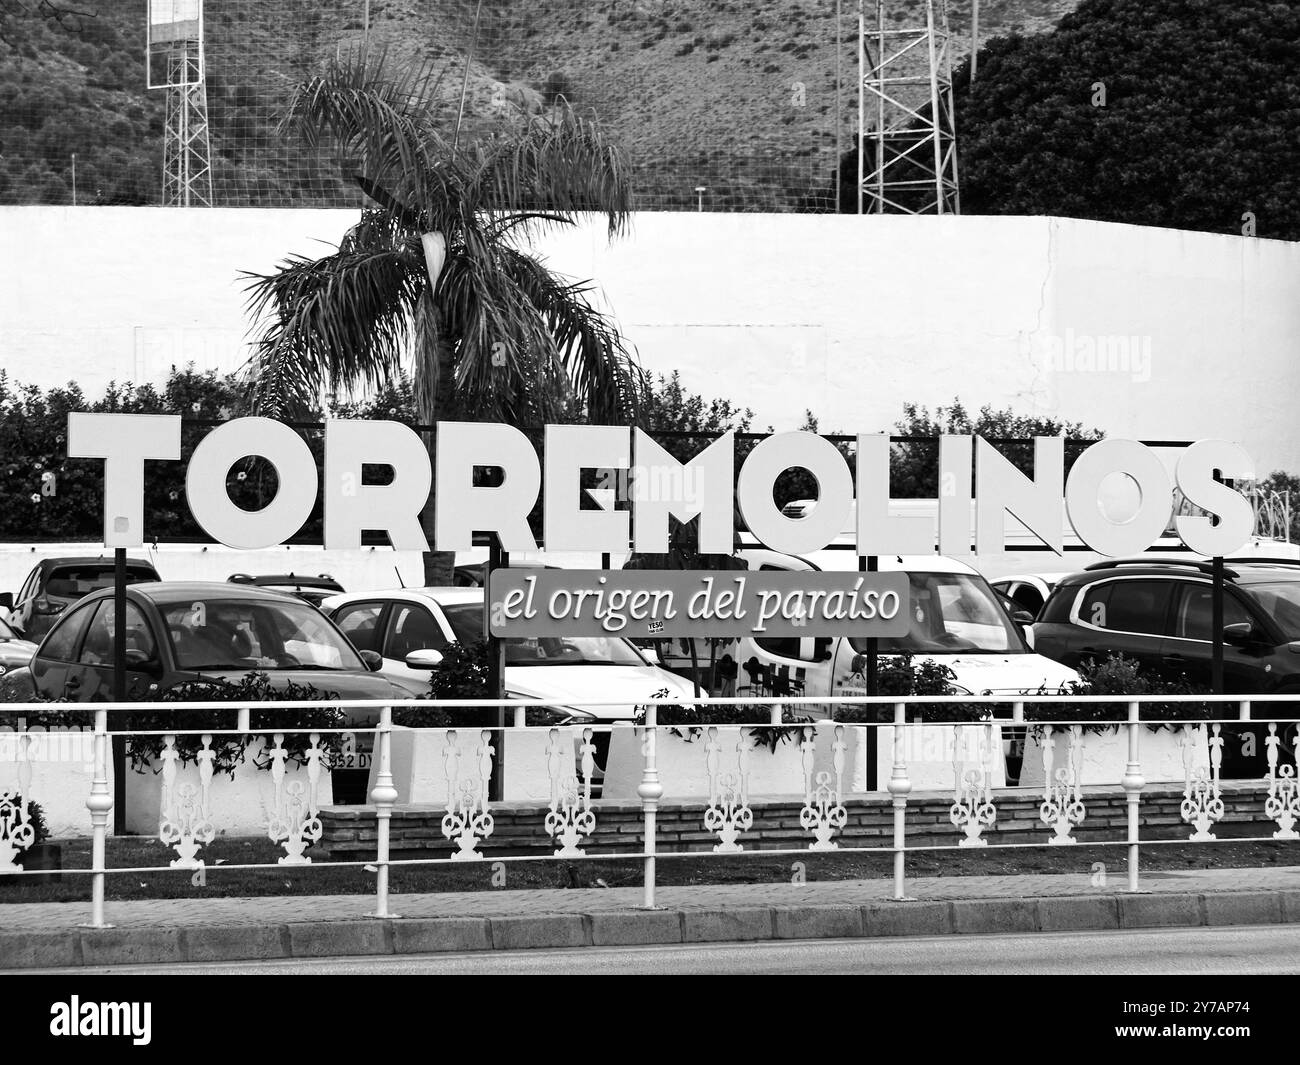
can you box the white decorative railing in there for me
[1039,725,1085,845]
[1,693,1299,927]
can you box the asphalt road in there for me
[26,924,1300,975]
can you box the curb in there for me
[4,888,1300,969]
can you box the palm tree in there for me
[243,48,642,584]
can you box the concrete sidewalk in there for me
[3,865,1300,969]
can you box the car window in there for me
[19,566,37,602]
[78,601,156,665]
[439,603,487,645]
[1240,581,1300,641]
[1171,586,1253,641]
[755,636,801,659]
[852,573,1021,655]
[383,605,447,660]
[45,564,157,599]
[1006,583,1044,615]
[38,601,97,662]
[162,598,364,671]
[1080,579,1172,635]
[334,602,385,653]
[503,635,645,666]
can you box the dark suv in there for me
[3,556,161,641]
[1033,557,1300,694]
[1033,557,1300,776]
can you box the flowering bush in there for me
[125,671,348,775]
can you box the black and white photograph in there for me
[0,0,1297,1038]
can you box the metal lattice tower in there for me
[148,1,214,207]
[857,0,960,214]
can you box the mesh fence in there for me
[0,0,1046,212]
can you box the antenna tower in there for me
[147,1,214,207]
[858,0,960,214]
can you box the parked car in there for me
[0,616,38,677]
[227,572,344,607]
[989,574,1065,619]
[652,549,1079,705]
[1032,556,1300,777]
[321,587,697,720]
[22,582,412,801]
[4,556,161,642]
[1033,557,1300,695]
[24,581,406,705]
[452,560,559,588]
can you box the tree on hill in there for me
[831,0,1300,240]
[950,0,1300,239]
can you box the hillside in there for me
[0,0,1079,210]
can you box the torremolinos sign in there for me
[65,414,1255,636]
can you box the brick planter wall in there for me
[317,780,1279,860]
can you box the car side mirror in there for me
[0,592,12,610]
[1223,622,1255,647]
[124,649,163,676]
[359,649,384,672]
[405,649,444,670]
[1012,611,1035,625]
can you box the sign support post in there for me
[1211,555,1225,694]
[112,547,127,834]
[487,541,506,802]
[862,553,879,790]
[1211,468,1227,695]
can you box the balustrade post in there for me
[513,705,527,729]
[1238,700,1251,722]
[84,707,113,929]
[370,705,398,918]
[887,702,912,900]
[1123,700,1145,893]
[769,702,782,726]
[638,705,663,909]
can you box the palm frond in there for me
[242,227,425,416]
[433,231,553,421]
[470,110,634,239]
[282,46,453,217]
[493,246,642,423]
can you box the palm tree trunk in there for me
[415,266,456,588]
[420,508,456,586]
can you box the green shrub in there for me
[126,672,348,775]
[394,641,492,728]
[633,686,812,752]
[834,653,990,723]
[1027,653,1213,733]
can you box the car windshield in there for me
[437,601,646,666]
[850,572,1024,655]
[1243,581,1300,640]
[45,565,156,599]
[162,598,365,672]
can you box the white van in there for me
[709,548,1079,708]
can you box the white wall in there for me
[3,207,1298,471]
